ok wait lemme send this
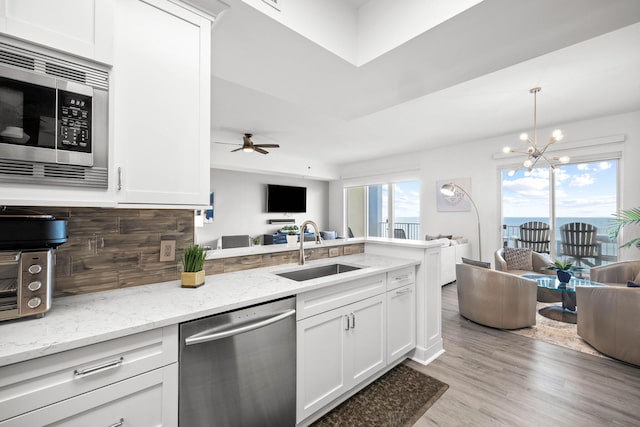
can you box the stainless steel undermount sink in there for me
[276,263,362,282]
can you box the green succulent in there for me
[546,259,582,272]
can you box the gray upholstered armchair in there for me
[589,260,640,287]
[456,263,538,329]
[577,286,640,366]
[494,248,553,275]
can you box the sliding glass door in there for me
[501,159,618,273]
[345,180,420,240]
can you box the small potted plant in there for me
[281,225,299,245]
[546,259,582,284]
[181,244,206,288]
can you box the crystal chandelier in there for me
[503,87,570,172]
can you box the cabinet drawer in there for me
[0,325,177,421]
[387,267,415,290]
[297,274,385,320]
[0,363,177,427]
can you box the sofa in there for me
[577,286,640,366]
[589,260,640,287]
[456,263,538,329]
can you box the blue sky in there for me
[502,160,618,218]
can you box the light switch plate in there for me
[160,240,176,261]
[329,247,340,257]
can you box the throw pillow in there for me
[503,247,533,271]
[627,281,640,288]
[321,231,337,240]
[462,257,491,269]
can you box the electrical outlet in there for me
[329,247,340,257]
[160,240,176,262]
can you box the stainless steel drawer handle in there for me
[344,315,350,331]
[185,309,296,346]
[108,418,124,427]
[396,288,412,296]
[74,357,124,378]
[350,313,355,329]
[394,274,410,281]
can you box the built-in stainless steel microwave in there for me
[0,39,108,188]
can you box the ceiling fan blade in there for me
[230,147,244,152]
[254,144,280,148]
[254,147,269,154]
[215,141,241,146]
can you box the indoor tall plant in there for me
[181,244,206,288]
[609,206,640,250]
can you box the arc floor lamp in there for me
[440,183,482,260]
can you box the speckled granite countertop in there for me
[0,253,419,367]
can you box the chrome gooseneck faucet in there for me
[299,220,322,265]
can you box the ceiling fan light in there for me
[242,147,254,152]
[558,155,570,164]
[519,133,529,141]
[552,129,564,140]
[502,146,513,153]
[523,159,533,168]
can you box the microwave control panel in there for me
[58,89,92,153]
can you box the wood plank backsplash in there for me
[16,207,364,297]
[42,207,195,297]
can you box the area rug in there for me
[311,364,448,427]
[507,302,607,359]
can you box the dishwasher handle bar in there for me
[184,309,296,346]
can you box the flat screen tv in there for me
[267,184,307,213]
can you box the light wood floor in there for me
[408,283,640,427]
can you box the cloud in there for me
[598,161,612,171]
[569,174,594,187]
[577,163,590,171]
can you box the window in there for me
[345,180,420,240]
[502,160,618,272]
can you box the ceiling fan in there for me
[216,133,280,155]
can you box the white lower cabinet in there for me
[0,326,178,426]
[387,283,416,361]
[1,363,177,427]
[296,293,386,422]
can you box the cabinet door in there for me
[0,363,178,427]
[0,0,114,63]
[296,308,349,422]
[347,294,386,384]
[113,0,211,206]
[387,284,416,361]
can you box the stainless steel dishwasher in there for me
[179,296,296,427]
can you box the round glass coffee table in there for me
[521,274,607,324]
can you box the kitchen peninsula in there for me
[0,243,444,426]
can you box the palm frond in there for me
[609,207,640,249]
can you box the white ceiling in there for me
[206,0,640,177]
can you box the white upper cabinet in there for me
[112,0,211,207]
[0,0,114,64]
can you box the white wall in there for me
[195,169,330,246]
[333,110,640,262]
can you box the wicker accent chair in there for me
[515,221,550,253]
[456,263,538,329]
[559,222,600,267]
[577,286,640,366]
